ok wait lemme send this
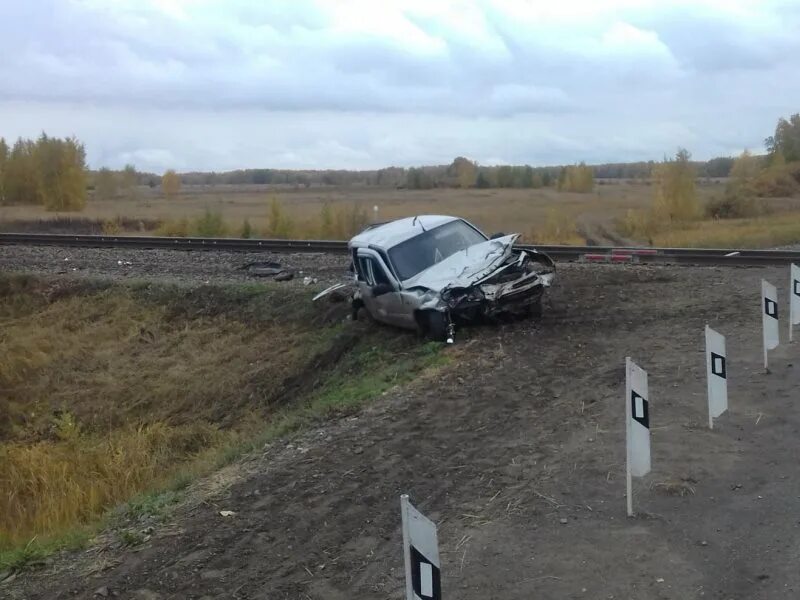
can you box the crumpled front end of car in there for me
[434,247,555,320]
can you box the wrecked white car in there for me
[347,215,555,341]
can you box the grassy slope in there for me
[0,274,448,570]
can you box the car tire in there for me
[420,310,449,342]
[529,297,543,318]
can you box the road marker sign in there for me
[790,264,800,342]
[705,325,728,429]
[401,495,441,600]
[762,279,779,370]
[625,357,650,517]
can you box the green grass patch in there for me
[308,340,447,416]
[0,528,93,572]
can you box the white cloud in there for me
[0,0,798,170]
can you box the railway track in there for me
[2,232,800,266]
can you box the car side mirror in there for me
[372,283,394,297]
[490,232,506,239]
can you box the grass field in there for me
[0,182,694,243]
[0,274,447,568]
[2,181,800,247]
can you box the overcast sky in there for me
[1,0,798,172]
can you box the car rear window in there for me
[388,220,486,281]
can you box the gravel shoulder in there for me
[0,244,350,286]
[4,259,800,599]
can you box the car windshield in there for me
[388,220,487,281]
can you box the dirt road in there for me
[6,262,800,599]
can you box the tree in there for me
[0,137,7,203]
[4,138,41,205]
[729,149,761,184]
[652,148,699,222]
[120,164,138,199]
[703,156,735,178]
[765,113,800,163]
[94,168,118,201]
[161,169,181,199]
[266,196,293,238]
[448,157,477,188]
[319,202,334,239]
[406,167,434,190]
[706,149,764,219]
[37,135,87,211]
[333,203,368,238]
[496,166,515,188]
[240,218,253,239]
[557,163,594,192]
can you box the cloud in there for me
[0,0,798,170]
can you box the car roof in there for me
[349,215,460,249]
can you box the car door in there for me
[355,249,410,328]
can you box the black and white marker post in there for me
[625,357,651,517]
[401,495,442,600]
[762,279,779,371]
[791,264,800,342]
[705,325,728,429]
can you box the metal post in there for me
[400,494,413,600]
[625,357,634,517]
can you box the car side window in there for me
[357,256,390,287]
[356,257,373,284]
[370,259,390,286]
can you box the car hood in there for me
[404,234,520,292]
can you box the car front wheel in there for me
[419,310,449,342]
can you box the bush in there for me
[101,218,122,235]
[652,149,700,222]
[528,208,583,244]
[192,209,228,237]
[705,192,765,219]
[557,163,594,193]
[752,162,800,197]
[266,196,293,238]
[240,218,253,239]
[618,209,657,243]
[155,218,190,237]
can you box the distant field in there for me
[2,180,800,247]
[0,181,716,243]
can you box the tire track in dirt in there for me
[577,213,635,247]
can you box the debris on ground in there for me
[312,282,354,303]
[242,261,295,281]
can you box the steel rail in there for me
[2,232,800,266]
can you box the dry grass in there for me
[0,278,319,551]
[651,212,800,248]
[0,275,448,563]
[0,421,224,546]
[650,477,697,497]
[4,180,800,248]
[528,207,585,245]
[0,182,668,242]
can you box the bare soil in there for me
[5,261,800,599]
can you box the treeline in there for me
[171,155,741,190]
[0,135,88,211]
[85,155,746,198]
[92,166,182,201]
